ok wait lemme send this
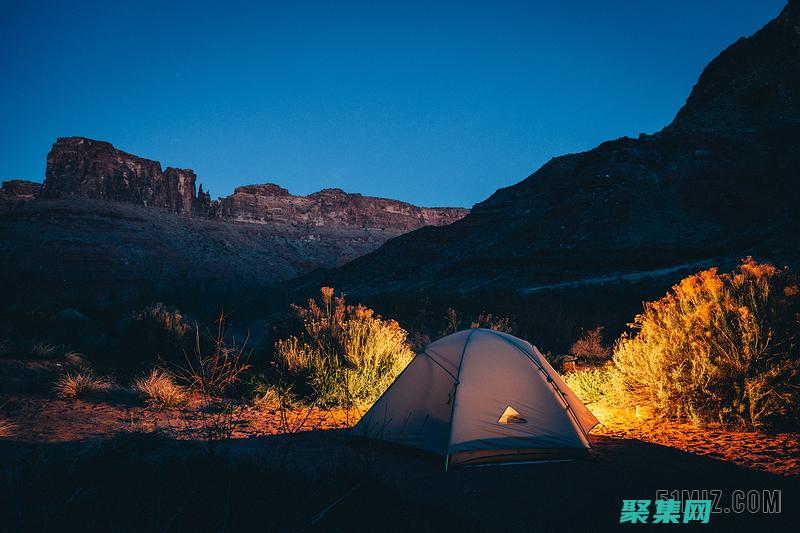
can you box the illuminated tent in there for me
[352,329,598,469]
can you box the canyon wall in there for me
[38,137,468,231]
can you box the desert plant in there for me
[569,326,611,363]
[53,369,111,399]
[613,258,800,428]
[177,312,251,399]
[133,368,189,409]
[273,287,413,407]
[132,303,191,339]
[30,341,58,358]
[470,311,516,333]
[442,308,461,335]
[129,303,192,361]
[63,351,87,367]
[563,366,616,406]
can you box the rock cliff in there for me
[38,137,468,232]
[40,137,199,214]
[0,180,41,210]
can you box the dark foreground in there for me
[0,429,796,533]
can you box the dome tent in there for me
[352,329,599,469]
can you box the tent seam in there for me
[483,329,593,448]
[444,329,477,466]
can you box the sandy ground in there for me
[2,358,797,478]
[2,358,799,531]
[592,407,800,477]
[0,359,355,443]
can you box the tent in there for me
[352,328,599,468]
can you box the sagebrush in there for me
[563,366,616,407]
[273,287,413,407]
[613,259,800,428]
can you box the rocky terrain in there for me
[296,1,800,339]
[37,136,467,230]
[0,180,41,211]
[0,140,466,314]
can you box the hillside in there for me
[295,2,800,330]
[0,139,466,313]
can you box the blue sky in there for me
[0,0,786,207]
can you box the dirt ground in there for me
[1,358,798,531]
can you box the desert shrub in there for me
[251,382,291,410]
[441,308,516,336]
[129,303,192,361]
[563,366,616,406]
[30,341,58,358]
[133,368,189,409]
[176,312,251,399]
[442,308,461,335]
[53,369,111,399]
[569,326,611,363]
[273,287,413,407]
[470,311,516,333]
[63,351,87,367]
[613,259,800,428]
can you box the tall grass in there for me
[273,287,413,407]
[30,341,58,358]
[133,368,188,409]
[613,259,800,428]
[177,312,251,399]
[53,369,111,399]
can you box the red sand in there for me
[1,359,798,477]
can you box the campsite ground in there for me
[1,358,798,531]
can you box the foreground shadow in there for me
[0,430,797,532]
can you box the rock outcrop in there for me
[38,137,468,232]
[216,184,467,230]
[1,138,467,313]
[40,137,199,214]
[0,180,41,211]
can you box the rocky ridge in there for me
[294,1,800,331]
[36,136,468,231]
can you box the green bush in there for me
[273,287,413,407]
[563,366,616,406]
[613,259,800,428]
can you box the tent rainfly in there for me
[352,329,599,469]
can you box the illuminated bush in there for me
[569,326,611,363]
[613,259,800,428]
[53,369,111,399]
[563,365,617,407]
[133,368,189,409]
[273,287,413,407]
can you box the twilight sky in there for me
[0,0,786,207]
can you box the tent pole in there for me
[443,329,476,472]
